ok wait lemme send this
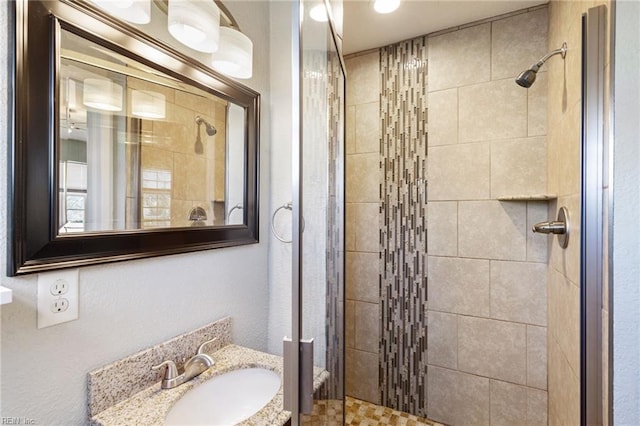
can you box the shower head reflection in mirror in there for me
[196,115,217,136]
[194,115,217,155]
[57,28,242,233]
[10,0,260,275]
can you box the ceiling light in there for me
[212,27,253,79]
[309,4,329,22]
[168,0,221,53]
[373,0,400,14]
[83,78,123,112]
[131,90,166,119]
[88,0,151,24]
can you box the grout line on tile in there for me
[427,253,546,265]
[488,259,492,318]
[525,324,530,388]
[488,375,492,426]
[489,137,493,200]
[455,313,459,370]
[455,201,459,257]
[525,201,530,261]
[456,85,461,145]
[489,20,493,82]
[427,307,547,328]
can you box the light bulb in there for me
[310,4,328,22]
[168,0,220,53]
[88,0,151,24]
[131,90,166,119]
[83,78,123,112]
[373,0,400,14]
[211,27,253,79]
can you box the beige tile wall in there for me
[343,6,591,423]
[546,1,611,425]
[131,76,227,228]
[345,50,381,404]
[426,7,550,425]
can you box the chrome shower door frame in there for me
[580,4,609,425]
[285,0,346,424]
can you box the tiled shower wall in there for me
[346,6,552,424]
[546,1,611,424]
[425,7,549,425]
[379,37,428,416]
[345,50,382,404]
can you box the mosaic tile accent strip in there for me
[87,316,231,416]
[379,36,429,417]
[324,46,346,401]
[302,41,345,401]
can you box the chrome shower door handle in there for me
[532,206,570,248]
[532,221,566,234]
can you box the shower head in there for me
[515,68,538,88]
[195,115,217,136]
[515,42,567,88]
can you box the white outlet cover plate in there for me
[37,269,79,328]
[0,286,12,305]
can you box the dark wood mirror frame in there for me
[8,0,260,276]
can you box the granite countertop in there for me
[90,344,329,426]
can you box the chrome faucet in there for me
[152,338,216,389]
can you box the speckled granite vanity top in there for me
[91,344,328,426]
[87,318,328,426]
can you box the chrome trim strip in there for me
[581,5,606,425]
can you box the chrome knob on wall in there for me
[532,221,566,234]
[532,206,570,248]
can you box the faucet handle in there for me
[152,360,178,380]
[197,338,218,355]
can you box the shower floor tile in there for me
[301,397,445,425]
[345,397,445,425]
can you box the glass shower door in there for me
[287,1,346,424]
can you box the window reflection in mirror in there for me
[58,29,245,235]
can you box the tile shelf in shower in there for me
[497,194,558,201]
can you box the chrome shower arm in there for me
[532,42,568,70]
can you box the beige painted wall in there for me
[546,1,611,425]
[0,2,274,423]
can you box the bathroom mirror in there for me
[9,0,259,275]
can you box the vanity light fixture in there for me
[91,0,254,80]
[309,4,329,22]
[82,78,123,112]
[211,26,253,79]
[88,0,151,24]
[131,90,166,119]
[168,0,221,53]
[373,0,400,14]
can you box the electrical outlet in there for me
[50,279,69,296]
[51,298,69,313]
[38,269,79,328]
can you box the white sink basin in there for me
[164,368,281,425]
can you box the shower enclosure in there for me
[284,1,346,424]
[342,2,611,425]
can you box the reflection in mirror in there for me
[58,29,245,234]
